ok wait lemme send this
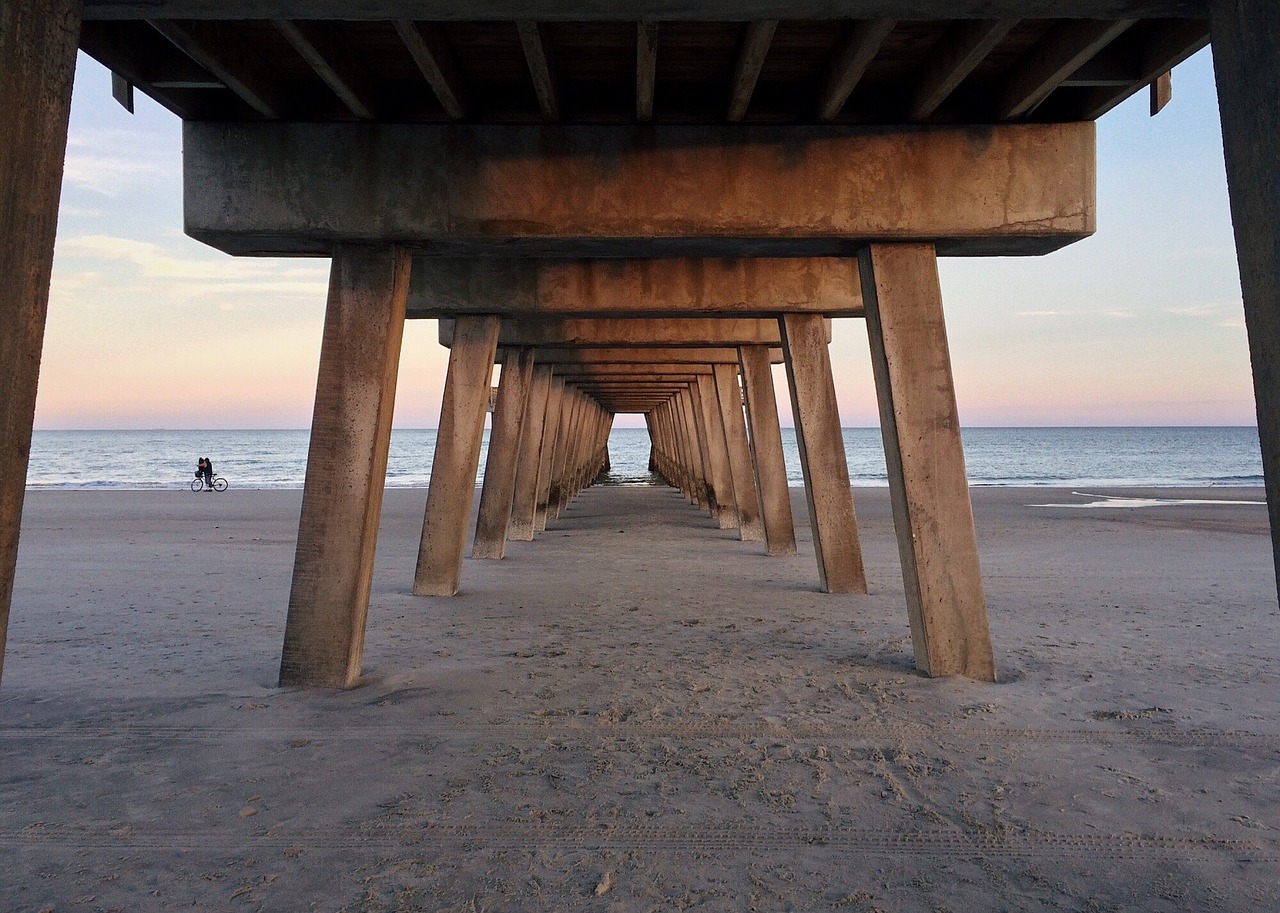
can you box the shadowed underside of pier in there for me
[79,9,1208,126]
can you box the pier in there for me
[3,2,1277,696]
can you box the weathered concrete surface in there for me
[512,348,781,365]
[739,345,797,556]
[1211,0,1280,604]
[509,366,552,542]
[414,316,500,596]
[697,377,739,529]
[441,317,793,348]
[534,378,565,532]
[0,0,80,688]
[279,245,410,688]
[547,390,578,519]
[184,123,1096,258]
[555,365,712,376]
[686,386,716,514]
[407,257,863,317]
[781,314,867,593]
[472,348,535,560]
[714,363,765,543]
[861,244,995,682]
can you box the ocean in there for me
[25,427,1263,491]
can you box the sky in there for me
[36,47,1251,431]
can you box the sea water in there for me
[25,427,1262,491]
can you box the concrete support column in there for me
[645,413,660,477]
[510,365,553,541]
[861,244,995,680]
[683,387,712,512]
[280,245,411,687]
[680,393,700,503]
[578,405,602,492]
[535,378,565,531]
[473,347,535,559]
[665,400,685,495]
[663,402,683,492]
[714,363,764,542]
[1211,0,1280,602]
[550,391,580,519]
[0,0,81,688]
[662,404,679,489]
[780,314,867,594]
[570,400,595,498]
[698,376,739,530]
[665,402,686,491]
[738,347,796,555]
[414,315,501,596]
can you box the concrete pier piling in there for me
[280,245,410,688]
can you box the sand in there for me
[2,484,1278,911]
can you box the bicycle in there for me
[191,475,229,492]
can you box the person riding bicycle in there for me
[196,456,214,491]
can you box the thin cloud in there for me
[1016,310,1063,317]
[61,125,179,197]
[58,234,327,286]
[1167,301,1244,322]
[52,234,329,306]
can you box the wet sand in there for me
[3,484,1279,911]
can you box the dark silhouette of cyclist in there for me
[197,456,214,491]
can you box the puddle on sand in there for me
[1032,491,1267,509]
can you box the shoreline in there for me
[18,481,1274,492]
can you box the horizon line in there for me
[31,424,1262,433]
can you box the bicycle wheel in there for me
[190,477,204,492]
[213,477,228,492]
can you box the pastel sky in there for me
[37,47,1251,430]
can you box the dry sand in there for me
[2,484,1278,911]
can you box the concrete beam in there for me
[439,317,810,348]
[503,347,782,364]
[553,365,714,376]
[908,19,1019,121]
[273,19,378,119]
[818,19,896,122]
[0,0,80,689]
[998,19,1137,119]
[407,257,862,318]
[635,21,658,123]
[184,122,1096,258]
[84,2,1208,21]
[727,20,777,123]
[393,20,468,119]
[149,19,287,117]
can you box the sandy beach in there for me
[3,484,1278,911]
